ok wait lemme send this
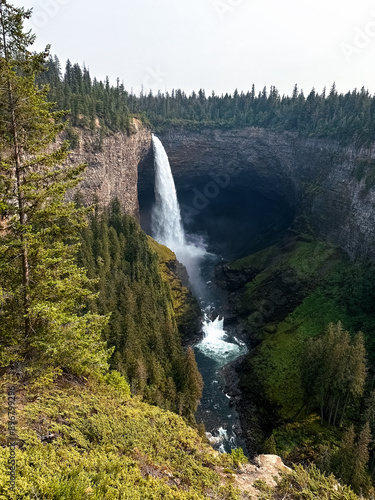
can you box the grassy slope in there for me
[0,374,362,500]
[0,375,241,499]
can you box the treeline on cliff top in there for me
[40,55,375,146]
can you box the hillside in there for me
[0,373,364,499]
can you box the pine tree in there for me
[182,347,203,421]
[335,425,356,484]
[0,1,111,376]
[351,422,372,494]
[302,322,366,425]
[332,423,372,495]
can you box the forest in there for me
[39,56,375,147]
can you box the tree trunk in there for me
[1,7,31,339]
[333,397,341,427]
[328,397,335,425]
[340,392,350,427]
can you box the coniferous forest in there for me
[1,1,375,499]
[77,201,203,422]
[39,56,375,147]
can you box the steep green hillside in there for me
[78,201,202,422]
[0,375,242,499]
[227,234,375,494]
[147,237,201,343]
[1,373,364,499]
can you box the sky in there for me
[11,0,375,97]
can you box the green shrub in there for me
[103,370,131,397]
[230,448,248,468]
[0,378,241,499]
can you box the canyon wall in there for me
[67,119,151,218]
[70,122,375,261]
[139,127,375,261]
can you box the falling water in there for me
[151,134,247,453]
[151,135,206,292]
[151,135,185,250]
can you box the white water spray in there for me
[198,313,243,364]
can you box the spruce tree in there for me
[182,347,203,420]
[0,1,111,376]
[302,322,366,426]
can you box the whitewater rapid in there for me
[199,313,245,365]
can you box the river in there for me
[150,134,248,454]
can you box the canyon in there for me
[70,121,375,261]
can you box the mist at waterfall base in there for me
[151,135,248,453]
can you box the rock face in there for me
[68,119,151,218]
[67,123,375,261]
[235,454,290,498]
[138,127,375,261]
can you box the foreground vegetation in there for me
[0,375,243,499]
[254,464,363,500]
[1,372,366,499]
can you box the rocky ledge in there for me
[67,119,151,218]
[217,454,290,499]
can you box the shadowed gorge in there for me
[140,183,294,262]
[138,127,375,262]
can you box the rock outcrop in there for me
[68,119,151,218]
[138,127,375,261]
[217,454,290,499]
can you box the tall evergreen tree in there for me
[330,423,372,495]
[302,322,366,425]
[0,1,110,376]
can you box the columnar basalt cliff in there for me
[138,127,375,261]
[67,119,152,218]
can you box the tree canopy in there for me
[39,57,375,148]
[0,1,111,377]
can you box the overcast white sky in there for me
[12,0,375,97]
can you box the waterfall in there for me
[151,134,206,291]
[151,134,248,454]
[151,135,186,251]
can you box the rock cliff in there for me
[138,127,375,261]
[67,119,151,218]
[68,122,375,261]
